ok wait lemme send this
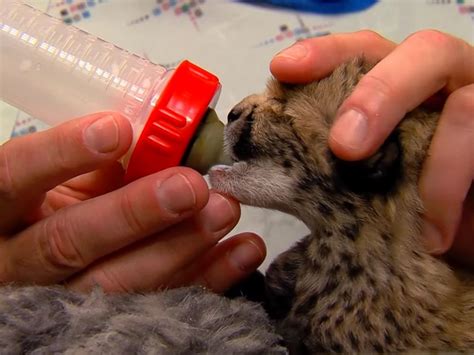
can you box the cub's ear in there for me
[333,133,402,195]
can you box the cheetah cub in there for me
[209,58,474,353]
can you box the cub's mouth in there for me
[207,110,253,193]
[207,106,298,209]
[223,110,259,164]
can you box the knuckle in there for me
[52,128,80,172]
[349,73,396,116]
[358,72,395,96]
[40,215,86,272]
[0,142,17,201]
[446,85,474,110]
[444,85,474,129]
[119,192,148,235]
[356,29,384,43]
[407,29,454,51]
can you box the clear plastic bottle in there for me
[0,0,227,182]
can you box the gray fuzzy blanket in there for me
[0,284,286,354]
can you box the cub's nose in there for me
[227,108,242,124]
[227,106,255,124]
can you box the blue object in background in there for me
[238,0,378,14]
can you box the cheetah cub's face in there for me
[209,80,335,224]
[209,58,434,229]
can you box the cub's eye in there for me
[334,134,401,195]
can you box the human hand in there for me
[270,30,474,266]
[0,112,265,293]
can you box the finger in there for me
[329,30,474,160]
[171,233,266,293]
[61,161,126,198]
[419,84,474,254]
[270,30,396,83]
[447,185,474,268]
[26,163,126,222]
[66,192,241,293]
[0,112,132,233]
[0,167,209,285]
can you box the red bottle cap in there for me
[124,60,220,183]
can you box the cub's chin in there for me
[208,162,250,202]
[208,159,297,212]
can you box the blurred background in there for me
[1,0,473,270]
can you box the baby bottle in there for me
[0,0,229,182]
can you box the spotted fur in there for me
[209,57,474,353]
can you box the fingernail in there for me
[275,43,308,61]
[332,109,368,149]
[203,193,236,234]
[84,115,119,153]
[422,221,446,255]
[157,174,196,214]
[229,241,264,271]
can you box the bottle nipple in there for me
[182,109,232,174]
